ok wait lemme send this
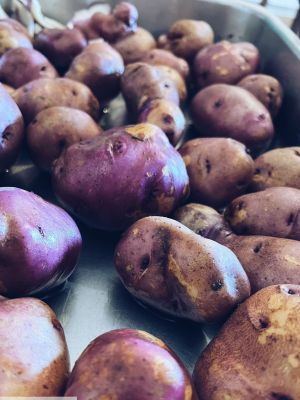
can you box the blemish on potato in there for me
[288,354,299,368]
[132,228,139,236]
[184,384,193,400]
[182,155,191,166]
[126,124,154,141]
[168,254,199,299]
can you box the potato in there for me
[141,49,190,81]
[138,99,186,146]
[158,19,214,60]
[13,77,100,123]
[0,297,69,396]
[65,39,124,103]
[193,41,259,89]
[238,74,283,117]
[0,47,57,88]
[52,123,189,231]
[157,65,187,103]
[27,106,102,171]
[0,18,30,38]
[113,27,156,64]
[0,187,82,296]
[2,83,14,96]
[191,84,274,153]
[114,216,250,323]
[179,138,254,207]
[193,284,300,399]
[34,28,87,71]
[65,329,197,400]
[225,187,300,240]
[0,84,24,172]
[0,19,32,56]
[251,147,300,191]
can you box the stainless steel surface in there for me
[4,0,300,372]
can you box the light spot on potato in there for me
[182,155,191,166]
[240,64,249,71]
[132,228,139,236]
[215,66,229,75]
[230,209,247,225]
[146,171,153,178]
[283,256,300,266]
[288,354,299,368]
[168,254,199,300]
[212,51,228,60]
[184,384,193,399]
[126,124,155,141]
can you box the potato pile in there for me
[0,1,299,398]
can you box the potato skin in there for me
[0,84,24,172]
[0,187,82,296]
[0,47,58,88]
[34,28,87,71]
[65,39,124,103]
[0,19,32,56]
[238,74,283,117]
[27,106,102,171]
[193,41,259,89]
[52,124,189,231]
[193,284,300,399]
[179,138,254,207]
[113,27,156,64]
[158,19,214,60]
[251,147,300,191]
[191,84,274,153]
[225,187,300,240]
[65,329,198,400]
[13,78,100,123]
[0,297,69,396]
[115,216,250,323]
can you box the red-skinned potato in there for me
[27,106,102,171]
[251,147,300,191]
[193,41,260,89]
[158,19,214,61]
[179,138,254,207]
[238,74,283,117]
[0,297,69,396]
[65,329,198,400]
[0,47,58,88]
[191,84,274,153]
[0,19,32,56]
[225,187,300,240]
[13,78,100,123]
[65,39,124,104]
[0,187,82,297]
[193,285,300,399]
[114,216,250,323]
[52,123,189,231]
[0,84,24,172]
[34,28,87,71]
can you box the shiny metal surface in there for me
[4,0,300,372]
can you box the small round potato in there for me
[191,84,274,153]
[114,216,250,323]
[251,147,300,191]
[193,284,300,399]
[0,47,58,88]
[34,28,87,71]
[113,27,156,64]
[13,77,100,123]
[65,329,197,400]
[27,106,102,171]
[238,74,283,117]
[158,19,214,60]
[179,138,255,207]
[0,19,32,56]
[193,41,260,89]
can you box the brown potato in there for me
[0,47,58,88]
[179,138,254,207]
[27,106,102,171]
[191,84,274,153]
[65,39,124,103]
[193,284,300,399]
[113,27,156,64]
[158,19,214,60]
[0,19,32,56]
[13,78,100,123]
[225,187,300,240]
[0,297,69,396]
[114,216,250,323]
[251,147,300,191]
[238,74,283,117]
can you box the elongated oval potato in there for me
[114,216,250,323]
[65,329,198,400]
[193,284,300,399]
[225,187,300,240]
[251,147,300,191]
[13,78,100,123]
[0,297,69,396]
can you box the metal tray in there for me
[4,0,300,372]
